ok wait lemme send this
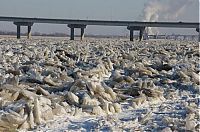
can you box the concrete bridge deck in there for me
[0,16,199,41]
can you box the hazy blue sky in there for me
[0,0,199,35]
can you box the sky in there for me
[0,0,199,35]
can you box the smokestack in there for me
[141,0,195,35]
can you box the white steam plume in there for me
[142,0,195,34]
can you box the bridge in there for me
[0,16,199,41]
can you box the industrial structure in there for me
[0,16,199,41]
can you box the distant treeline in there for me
[0,31,127,38]
[0,31,67,37]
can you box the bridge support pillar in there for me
[70,27,75,40]
[14,22,34,39]
[127,26,146,41]
[196,28,200,42]
[68,24,86,40]
[81,28,85,40]
[130,29,133,41]
[17,25,21,39]
[139,28,145,41]
[27,26,32,39]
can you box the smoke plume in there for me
[142,0,195,34]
